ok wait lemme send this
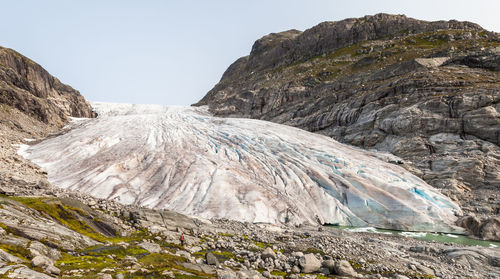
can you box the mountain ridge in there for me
[197,13,489,105]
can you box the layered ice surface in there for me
[20,102,463,232]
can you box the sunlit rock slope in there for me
[20,102,463,232]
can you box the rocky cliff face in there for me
[195,14,500,223]
[0,46,95,129]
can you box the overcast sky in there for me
[1,0,498,105]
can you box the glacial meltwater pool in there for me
[327,226,500,249]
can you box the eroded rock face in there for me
[194,13,500,219]
[0,46,96,127]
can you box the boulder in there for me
[457,216,500,241]
[456,215,482,234]
[415,264,434,276]
[334,260,359,278]
[0,264,56,279]
[138,242,162,253]
[478,217,500,241]
[298,253,321,273]
[236,269,262,279]
[261,247,276,260]
[322,259,335,273]
[206,252,219,266]
[31,255,60,275]
[29,241,61,261]
[180,262,215,274]
[217,269,237,279]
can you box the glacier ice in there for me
[19,102,463,232]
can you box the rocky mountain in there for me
[195,14,500,227]
[0,47,95,127]
[20,102,462,233]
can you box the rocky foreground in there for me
[0,171,499,279]
[195,14,500,237]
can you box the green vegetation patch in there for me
[253,240,272,249]
[348,259,364,269]
[57,252,116,273]
[160,242,183,252]
[303,247,326,255]
[139,253,213,277]
[81,244,149,259]
[0,222,18,236]
[138,252,185,267]
[191,251,206,258]
[213,250,244,262]
[270,270,287,277]
[56,247,208,278]
[52,229,217,278]
[173,274,210,279]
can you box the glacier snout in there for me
[20,102,463,233]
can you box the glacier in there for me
[19,102,464,232]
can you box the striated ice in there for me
[19,102,464,232]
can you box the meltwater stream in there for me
[329,226,499,248]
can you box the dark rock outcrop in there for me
[195,14,500,220]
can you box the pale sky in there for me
[1,0,498,105]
